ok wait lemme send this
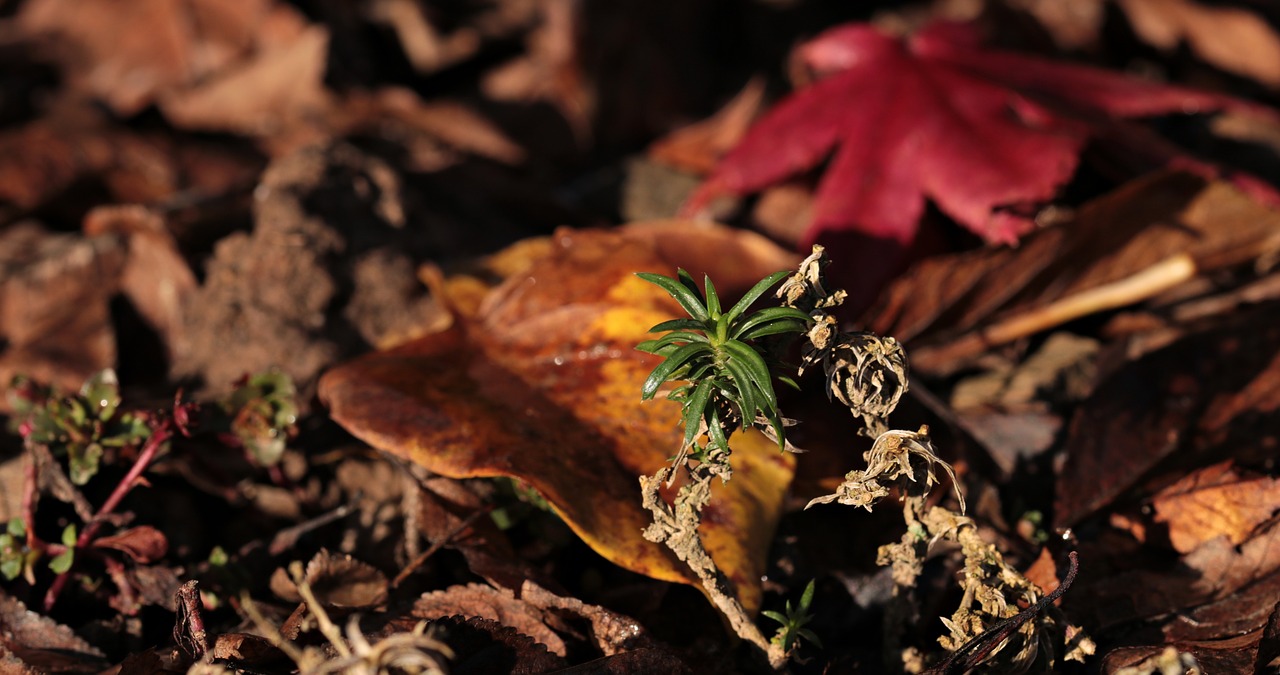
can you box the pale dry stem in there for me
[218,564,452,675]
[640,464,786,670]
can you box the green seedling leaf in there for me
[47,549,73,574]
[721,339,778,409]
[80,369,121,421]
[647,318,707,333]
[636,331,710,353]
[730,306,812,340]
[704,275,722,318]
[681,378,715,451]
[0,559,21,581]
[61,524,77,547]
[68,443,103,485]
[208,546,229,567]
[767,579,821,653]
[641,342,712,400]
[724,270,792,324]
[739,319,810,341]
[7,518,25,538]
[636,272,710,323]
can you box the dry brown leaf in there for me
[519,580,650,657]
[321,222,798,613]
[648,78,766,175]
[83,205,197,360]
[16,0,309,115]
[270,550,388,610]
[335,89,526,167]
[93,526,169,564]
[0,589,108,673]
[1055,305,1280,527]
[867,172,1280,374]
[1119,0,1280,88]
[1151,462,1280,553]
[0,224,123,409]
[0,112,178,211]
[159,25,332,141]
[413,583,565,657]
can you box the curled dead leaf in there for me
[93,526,169,564]
[412,583,565,657]
[270,550,388,610]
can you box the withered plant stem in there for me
[640,466,787,670]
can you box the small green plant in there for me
[764,579,822,655]
[220,370,299,466]
[636,268,811,670]
[0,518,37,583]
[636,269,810,462]
[46,525,76,574]
[9,370,149,485]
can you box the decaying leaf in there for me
[1055,304,1280,527]
[417,616,565,674]
[270,550,388,611]
[412,583,565,656]
[16,0,311,116]
[865,172,1280,374]
[0,588,109,673]
[83,205,197,360]
[1119,0,1280,89]
[93,525,169,564]
[1150,461,1280,554]
[0,224,124,410]
[321,222,798,612]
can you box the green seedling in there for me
[636,269,810,460]
[764,579,822,655]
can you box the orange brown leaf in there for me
[320,222,798,612]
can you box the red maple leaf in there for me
[683,21,1278,302]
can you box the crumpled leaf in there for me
[685,20,1279,300]
[93,526,168,564]
[320,222,797,612]
[16,0,311,117]
[270,550,388,611]
[0,225,124,410]
[412,583,565,657]
[419,616,565,674]
[865,172,1280,374]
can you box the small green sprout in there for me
[47,524,77,574]
[221,370,299,466]
[0,518,37,583]
[764,579,822,655]
[636,269,811,457]
[10,370,150,485]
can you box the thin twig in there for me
[392,505,492,588]
[21,454,37,549]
